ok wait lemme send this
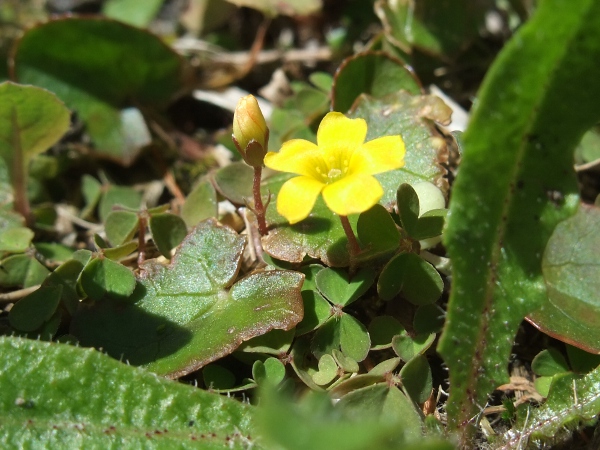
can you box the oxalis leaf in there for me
[437,0,600,444]
[12,17,187,165]
[71,219,304,378]
[0,336,256,449]
[499,365,600,449]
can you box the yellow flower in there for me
[264,112,405,224]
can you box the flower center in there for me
[314,152,351,183]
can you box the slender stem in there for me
[253,166,269,236]
[137,214,147,266]
[339,215,361,258]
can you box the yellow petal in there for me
[264,139,320,178]
[322,174,383,216]
[352,135,406,175]
[317,112,367,150]
[276,176,325,224]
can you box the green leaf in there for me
[392,332,435,362]
[0,336,256,448]
[104,210,139,246]
[296,289,331,336]
[80,175,102,219]
[531,348,570,377]
[44,258,86,315]
[98,185,142,223]
[71,219,304,378]
[375,0,492,58]
[413,304,445,334]
[378,253,443,305]
[339,313,370,362]
[311,354,338,386]
[397,183,446,240]
[181,179,218,227]
[80,258,136,301]
[202,363,236,390]
[257,388,427,450]
[102,0,163,27]
[34,243,75,265]
[332,51,421,113]
[502,366,600,448]
[8,285,62,332]
[315,266,376,307]
[369,316,405,350]
[566,345,600,374]
[262,91,448,267]
[212,161,253,205]
[437,1,600,440]
[102,241,138,261]
[0,82,70,219]
[148,213,188,258]
[0,227,34,253]
[253,357,286,387]
[12,18,186,165]
[356,204,400,262]
[0,254,49,288]
[528,204,600,353]
[400,354,432,404]
[223,0,321,17]
[238,328,295,355]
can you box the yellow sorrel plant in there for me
[265,111,405,256]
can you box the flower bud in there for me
[232,95,269,167]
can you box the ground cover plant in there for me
[0,0,600,448]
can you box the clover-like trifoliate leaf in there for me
[0,336,256,449]
[316,266,376,307]
[71,219,304,378]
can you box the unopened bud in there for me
[232,95,269,167]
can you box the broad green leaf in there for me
[566,345,600,374]
[0,82,70,220]
[44,258,86,315]
[104,210,138,246]
[528,204,600,353]
[149,213,188,258]
[296,289,331,336]
[262,91,448,267]
[12,18,186,164]
[0,336,256,449]
[332,51,421,113]
[102,241,138,261]
[34,243,75,264]
[71,219,304,378]
[181,178,218,227]
[80,258,137,301]
[103,0,163,27]
[8,285,62,332]
[315,267,376,307]
[501,366,600,449]
[437,1,600,441]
